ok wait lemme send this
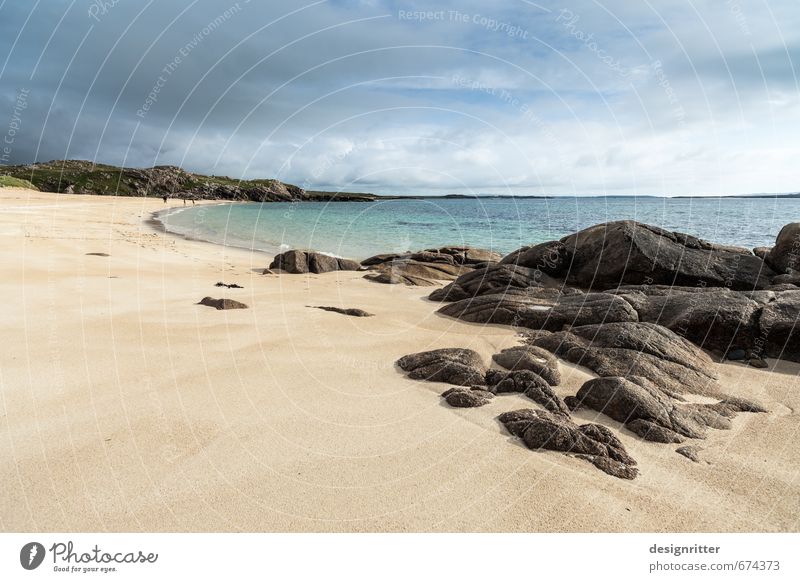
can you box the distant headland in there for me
[1,159,797,201]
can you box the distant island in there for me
[1,160,797,201]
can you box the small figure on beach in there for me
[162,195,167,203]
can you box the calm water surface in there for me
[158,197,799,260]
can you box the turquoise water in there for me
[157,197,799,260]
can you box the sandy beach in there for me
[1,187,798,533]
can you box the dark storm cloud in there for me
[1,0,798,195]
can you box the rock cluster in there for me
[363,246,501,286]
[395,347,635,478]
[396,348,488,386]
[498,409,639,479]
[571,376,766,443]
[395,335,766,479]
[526,322,718,396]
[430,221,800,364]
[491,345,561,385]
[486,369,569,415]
[391,221,798,480]
[269,250,361,274]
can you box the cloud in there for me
[0,0,798,195]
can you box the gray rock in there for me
[434,289,561,325]
[619,287,760,355]
[492,345,562,385]
[574,376,766,443]
[362,246,500,286]
[441,387,494,407]
[198,297,248,310]
[269,250,361,274]
[363,259,466,286]
[437,290,635,331]
[757,290,800,362]
[497,409,638,479]
[626,418,685,443]
[429,263,564,301]
[726,348,747,361]
[560,221,774,291]
[765,223,800,273]
[772,273,800,286]
[529,322,719,396]
[753,247,771,260]
[485,369,569,415]
[396,348,487,386]
[676,445,702,462]
[310,306,374,317]
[499,240,571,276]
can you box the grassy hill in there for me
[0,175,39,190]
[0,160,377,202]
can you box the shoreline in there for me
[145,202,283,259]
[146,196,792,263]
[1,187,799,533]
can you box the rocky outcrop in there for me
[617,286,761,355]
[491,345,561,385]
[431,221,776,303]
[363,260,466,286]
[363,246,500,286]
[436,277,800,365]
[560,221,775,291]
[396,348,487,386]
[765,223,800,273]
[438,290,637,330]
[753,246,772,260]
[435,290,558,326]
[757,290,800,362]
[428,222,800,365]
[441,387,494,408]
[485,370,569,415]
[498,409,638,479]
[572,376,766,442]
[363,246,501,268]
[429,263,563,301]
[499,240,571,275]
[676,445,702,462]
[269,250,361,274]
[526,322,719,396]
[310,306,374,317]
[198,297,248,310]
[2,159,310,201]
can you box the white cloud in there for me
[1,0,798,195]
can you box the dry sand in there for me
[1,188,798,532]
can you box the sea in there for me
[156,196,800,260]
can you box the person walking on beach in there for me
[162,195,167,203]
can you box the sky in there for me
[0,0,798,196]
